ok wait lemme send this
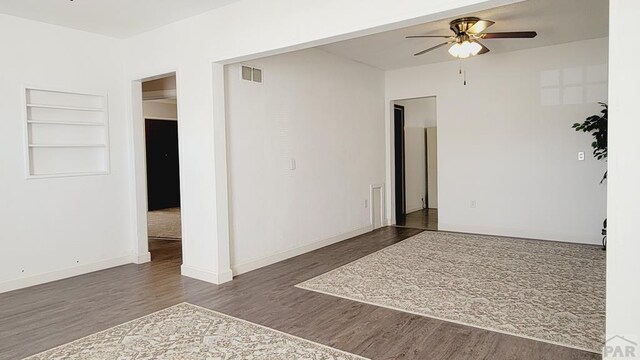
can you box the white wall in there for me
[396,97,438,128]
[225,48,385,272]
[606,0,640,349]
[121,0,518,282]
[0,15,135,292]
[395,97,437,212]
[386,37,609,244]
[0,0,523,289]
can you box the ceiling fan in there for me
[407,17,537,58]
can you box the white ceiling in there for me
[319,0,609,70]
[0,0,240,38]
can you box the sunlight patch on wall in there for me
[540,64,607,106]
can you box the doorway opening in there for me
[393,97,438,231]
[142,74,183,262]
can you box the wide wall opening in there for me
[220,0,608,355]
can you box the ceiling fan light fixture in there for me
[468,41,482,56]
[448,42,463,57]
[448,40,482,58]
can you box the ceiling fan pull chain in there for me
[464,60,467,85]
[458,59,467,85]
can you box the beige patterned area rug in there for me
[297,231,605,353]
[26,303,367,360]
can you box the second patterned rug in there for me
[26,303,366,360]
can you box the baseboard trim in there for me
[181,265,233,285]
[135,252,151,264]
[0,254,136,294]
[232,225,374,276]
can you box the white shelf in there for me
[28,120,104,126]
[28,171,110,179]
[26,103,104,112]
[24,87,110,178]
[29,144,106,148]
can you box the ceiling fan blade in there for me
[482,31,537,39]
[476,41,490,55]
[467,20,495,35]
[406,35,453,39]
[414,42,451,56]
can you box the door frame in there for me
[393,104,406,224]
[389,96,438,225]
[130,71,184,264]
[424,128,429,210]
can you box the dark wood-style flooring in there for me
[397,208,439,231]
[0,227,599,359]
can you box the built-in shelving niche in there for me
[24,87,110,178]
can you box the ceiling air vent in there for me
[241,65,263,83]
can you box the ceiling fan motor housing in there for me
[450,17,481,35]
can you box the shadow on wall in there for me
[540,65,607,106]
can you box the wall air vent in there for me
[241,65,263,83]
[241,65,252,81]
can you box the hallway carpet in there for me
[147,207,181,239]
